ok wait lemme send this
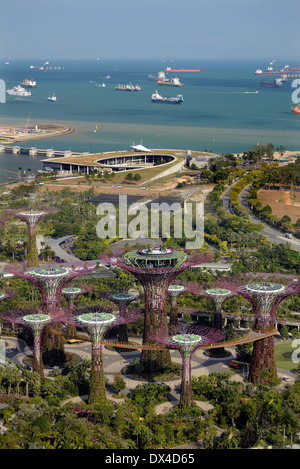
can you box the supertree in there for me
[65,306,141,404]
[218,274,300,384]
[167,285,185,333]
[5,261,98,313]
[100,247,212,374]
[62,284,95,338]
[2,308,66,381]
[98,289,143,342]
[5,261,98,366]
[4,208,59,266]
[185,282,236,329]
[151,324,224,409]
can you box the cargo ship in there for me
[165,67,200,72]
[115,84,141,91]
[21,79,36,88]
[158,76,183,87]
[151,90,183,104]
[260,78,283,87]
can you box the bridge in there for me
[102,328,278,350]
[0,145,83,158]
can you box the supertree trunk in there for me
[140,276,172,373]
[248,335,277,385]
[32,332,44,380]
[180,352,193,409]
[89,341,107,404]
[170,295,179,332]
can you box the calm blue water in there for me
[0,58,299,180]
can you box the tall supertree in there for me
[218,274,300,384]
[167,285,185,333]
[2,309,66,381]
[100,247,212,373]
[66,307,141,404]
[98,289,142,342]
[4,208,59,266]
[151,324,224,409]
[5,262,98,313]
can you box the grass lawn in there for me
[275,341,299,372]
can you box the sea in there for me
[0,58,299,182]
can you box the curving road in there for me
[239,185,300,250]
[221,183,300,250]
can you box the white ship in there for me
[47,94,57,102]
[254,69,263,74]
[7,85,31,97]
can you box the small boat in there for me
[93,125,98,133]
[47,94,57,102]
[95,82,106,87]
[291,104,300,114]
[151,90,183,104]
[254,68,263,74]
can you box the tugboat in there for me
[151,90,183,104]
[291,104,300,114]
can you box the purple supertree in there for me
[167,285,185,333]
[2,308,67,381]
[65,306,141,404]
[62,284,95,338]
[184,282,236,329]
[151,323,225,409]
[218,274,300,384]
[4,208,59,266]
[5,261,98,313]
[98,289,143,342]
[100,247,212,373]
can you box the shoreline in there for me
[0,123,75,144]
[0,116,300,155]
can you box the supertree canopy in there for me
[218,274,300,384]
[2,309,66,381]
[151,324,224,409]
[100,247,212,374]
[66,306,141,404]
[5,261,97,313]
[4,208,59,266]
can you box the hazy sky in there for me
[1,0,298,60]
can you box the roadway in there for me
[221,183,300,251]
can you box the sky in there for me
[0,0,299,61]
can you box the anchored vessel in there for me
[115,84,141,91]
[21,79,37,88]
[158,76,183,87]
[7,85,31,97]
[151,90,183,104]
[165,67,200,72]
